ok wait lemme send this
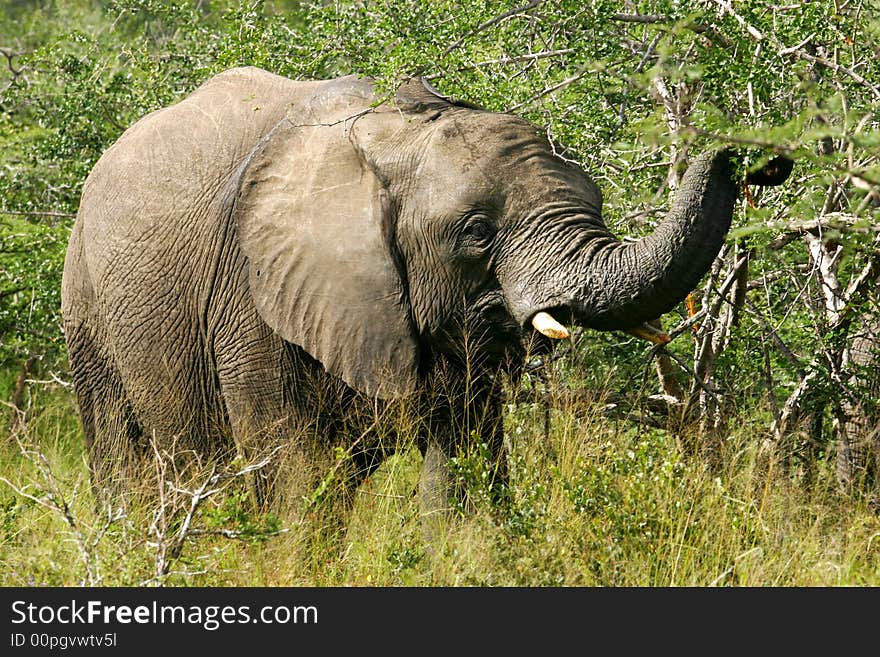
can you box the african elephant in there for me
[61,66,791,531]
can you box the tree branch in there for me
[424,49,575,79]
[413,0,545,78]
[0,208,77,219]
[506,70,588,112]
[610,12,733,48]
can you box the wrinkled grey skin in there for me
[62,67,789,531]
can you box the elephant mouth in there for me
[527,306,671,345]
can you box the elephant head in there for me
[233,76,791,398]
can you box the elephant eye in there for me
[458,214,497,251]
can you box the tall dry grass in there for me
[1,369,879,587]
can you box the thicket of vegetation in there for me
[2,0,879,585]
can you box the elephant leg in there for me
[214,323,348,512]
[66,323,145,507]
[417,379,508,548]
[216,350,291,510]
[418,438,455,548]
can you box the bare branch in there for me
[506,71,588,112]
[187,527,291,540]
[610,12,734,48]
[146,439,286,584]
[0,419,123,585]
[413,0,544,78]
[745,299,806,376]
[424,49,575,79]
[783,46,880,99]
[767,213,880,250]
[706,0,880,99]
[0,209,77,219]
[0,46,27,90]
[661,349,723,404]
[687,127,796,154]
[711,0,764,40]
[25,371,73,388]
[771,369,820,442]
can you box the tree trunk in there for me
[835,311,880,495]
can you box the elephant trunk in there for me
[574,149,739,332]
[516,149,792,340]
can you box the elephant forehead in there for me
[412,113,600,216]
[431,113,547,170]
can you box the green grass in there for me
[1,376,879,587]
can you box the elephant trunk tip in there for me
[745,155,794,187]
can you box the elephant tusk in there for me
[531,311,570,340]
[625,322,671,344]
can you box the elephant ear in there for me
[233,92,419,399]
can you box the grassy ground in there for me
[1,374,879,587]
